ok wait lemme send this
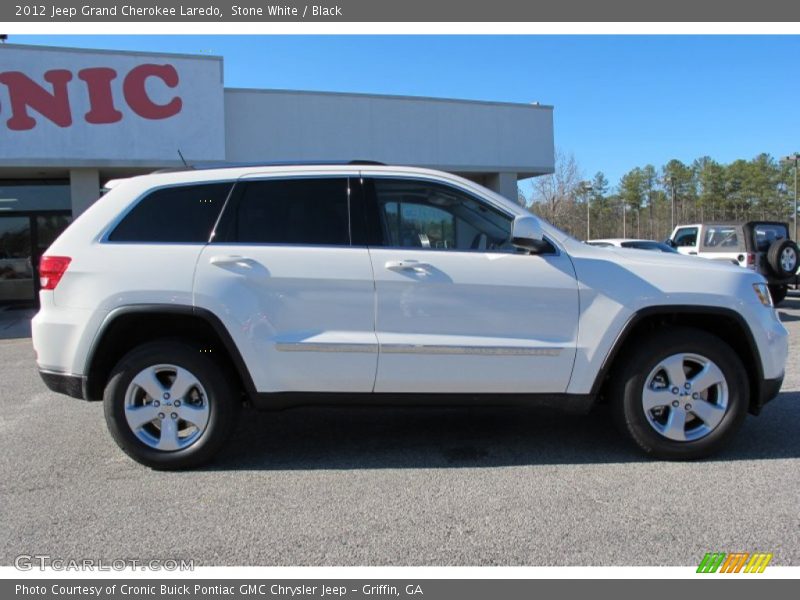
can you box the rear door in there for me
[364,176,579,394]
[193,175,378,393]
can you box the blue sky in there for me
[10,35,800,190]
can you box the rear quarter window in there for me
[108,182,232,243]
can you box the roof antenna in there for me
[177,149,190,168]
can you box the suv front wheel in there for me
[104,340,241,469]
[611,328,748,460]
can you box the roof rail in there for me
[151,166,196,174]
[151,159,386,174]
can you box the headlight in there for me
[753,283,773,307]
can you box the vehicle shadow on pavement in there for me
[206,391,800,470]
[0,308,35,340]
[778,296,800,321]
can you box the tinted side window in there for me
[218,178,350,245]
[372,179,512,251]
[109,183,231,243]
[383,201,456,248]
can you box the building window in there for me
[0,180,70,213]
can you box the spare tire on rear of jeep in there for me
[766,239,799,278]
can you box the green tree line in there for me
[524,152,798,241]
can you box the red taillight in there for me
[746,253,756,267]
[39,256,71,290]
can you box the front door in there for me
[365,177,580,394]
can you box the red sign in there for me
[0,63,183,131]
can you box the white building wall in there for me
[224,89,554,182]
[0,44,225,166]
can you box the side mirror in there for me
[664,238,676,248]
[511,215,548,252]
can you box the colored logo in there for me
[697,552,773,573]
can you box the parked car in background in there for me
[667,221,799,304]
[587,238,679,253]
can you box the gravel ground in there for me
[1,296,798,566]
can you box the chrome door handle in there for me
[385,260,431,273]
[210,255,253,267]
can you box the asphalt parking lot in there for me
[1,298,799,567]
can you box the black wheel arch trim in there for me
[590,305,766,412]
[84,304,259,401]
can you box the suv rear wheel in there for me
[611,327,748,459]
[104,340,241,469]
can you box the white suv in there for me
[32,164,789,468]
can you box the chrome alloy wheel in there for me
[642,353,729,442]
[781,247,797,273]
[124,364,210,451]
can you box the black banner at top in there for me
[4,0,800,22]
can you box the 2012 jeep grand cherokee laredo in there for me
[32,164,788,469]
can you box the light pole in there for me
[669,175,676,232]
[622,203,627,238]
[782,154,799,241]
[580,181,593,240]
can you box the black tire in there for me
[104,339,241,470]
[768,284,788,305]
[766,239,799,278]
[610,327,748,460]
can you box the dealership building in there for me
[0,43,555,306]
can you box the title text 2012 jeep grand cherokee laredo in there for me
[32,164,789,469]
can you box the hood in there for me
[565,239,742,273]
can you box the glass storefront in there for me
[0,217,33,305]
[0,181,71,307]
[0,181,72,212]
